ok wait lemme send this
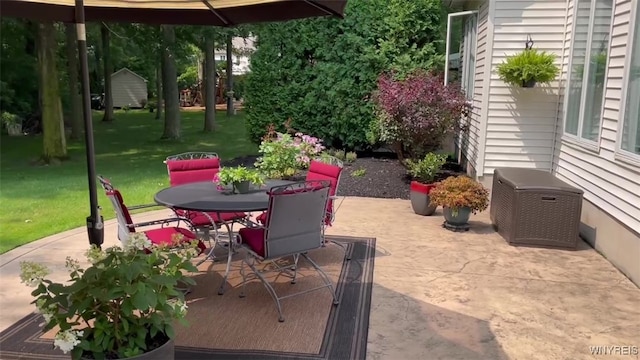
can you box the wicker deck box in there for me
[490,168,583,249]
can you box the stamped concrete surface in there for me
[1,197,638,360]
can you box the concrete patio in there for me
[1,197,638,359]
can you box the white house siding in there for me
[459,2,489,175]
[555,0,640,232]
[111,69,148,108]
[479,0,568,176]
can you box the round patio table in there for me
[154,179,294,294]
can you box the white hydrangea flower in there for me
[19,262,50,287]
[168,298,188,317]
[53,329,83,354]
[85,245,106,265]
[64,257,81,272]
[35,298,57,324]
[124,233,152,251]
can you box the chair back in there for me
[263,180,330,258]
[98,175,135,241]
[305,160,343,225]
[165,152,220,186]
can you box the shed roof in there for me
[111,68,148,82]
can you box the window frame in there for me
[615,0,640,167]
[562,0,615,151]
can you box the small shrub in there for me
[1,112,21,127]
[332,149,346,161]
[429,176,489,215]
[496,48,559,87]
[351,167,366,177]
[345,151,357,164]
[254,129,325,179]
[122,104,131,113]
[139,98,148,109]
[405,152,447,184]
[372,70,469,161]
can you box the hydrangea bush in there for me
[20,233,200,359]
[255,127,326,179]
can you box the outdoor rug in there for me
[0,236,375,360]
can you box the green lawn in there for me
[0,110,257,254]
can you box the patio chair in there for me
[256,157,350,259]
[164,152,249,255]
[97,175,206,254]
[237,180,339,322]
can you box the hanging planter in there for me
[496,36,559,88]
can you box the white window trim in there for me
[561,0,615,152]
[615,0,640,168]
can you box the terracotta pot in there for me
[443,206,472,226]
[410,181,437,216]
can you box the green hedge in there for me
[244,0,446,149]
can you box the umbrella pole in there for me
[75,0,104,248]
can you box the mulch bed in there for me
[223,154,465,200]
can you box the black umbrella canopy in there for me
[0,0,348,247]
[0,0,347,25]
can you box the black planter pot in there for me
[443,206,472,226]
[82,338,174,360]
[233,181,251,194]
[522,79,537,88]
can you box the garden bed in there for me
[223,155,466,200]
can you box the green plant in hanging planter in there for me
[496,48,559,87]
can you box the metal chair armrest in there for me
[132,217,194,229]
[128,203,163,211]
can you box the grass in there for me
[0,110,257,254]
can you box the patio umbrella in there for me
[1,0,348,247]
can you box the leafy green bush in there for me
[405,152,447,184]
[496,49,559,87]
[245,0,447,148]
[254,131,326,179]
[345,151,358,164]
[217,166,265,186]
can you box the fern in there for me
[496,49,559,87]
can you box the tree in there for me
[161,25,181,139]
[65,23,83,140]
[101,23,114,122]
[203,33,216,132]
[37,21,67,161]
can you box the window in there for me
[461,14,477,100]
[564,0,614,143]
[620,8,640,156]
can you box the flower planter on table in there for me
[490,168,583,249]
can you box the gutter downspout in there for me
[550,0,572,174]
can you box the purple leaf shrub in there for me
[373,70,469,160]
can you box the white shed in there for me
[110,68,148,108]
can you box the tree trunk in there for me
[204,35,216,132]
[101,23,114,122]
[65,23,83,140]
[161,25,180,139]
[226,34,234,117]
[155,56,163,120]
[38,21,67,161]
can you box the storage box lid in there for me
[494,168,583,194]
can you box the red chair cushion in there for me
[238,227,265,257]
[166,158,221,186]
[108,189,135,232]
[305,160,342,225]
[175,209,247,227]
[143,227,207,254]
[256,211,268,224]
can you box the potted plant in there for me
[496,48,559,88]
[405,152,447,216]
[19,233,200,359]
[217,166,265,193]
[429,175,489,228]
[2,112,23,136]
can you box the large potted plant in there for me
[496,48,559,88]
[2,112,23,136]
[254,128,325,180]
[429,175,489,229]
[19,233,200,359]
[405,152,448,216]
[217,166,265,193]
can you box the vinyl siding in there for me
[555,0,640,232]
[481,0,568,175]
[111,70,148,108]
[460,2,489,174]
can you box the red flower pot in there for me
[410,181,437,216]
